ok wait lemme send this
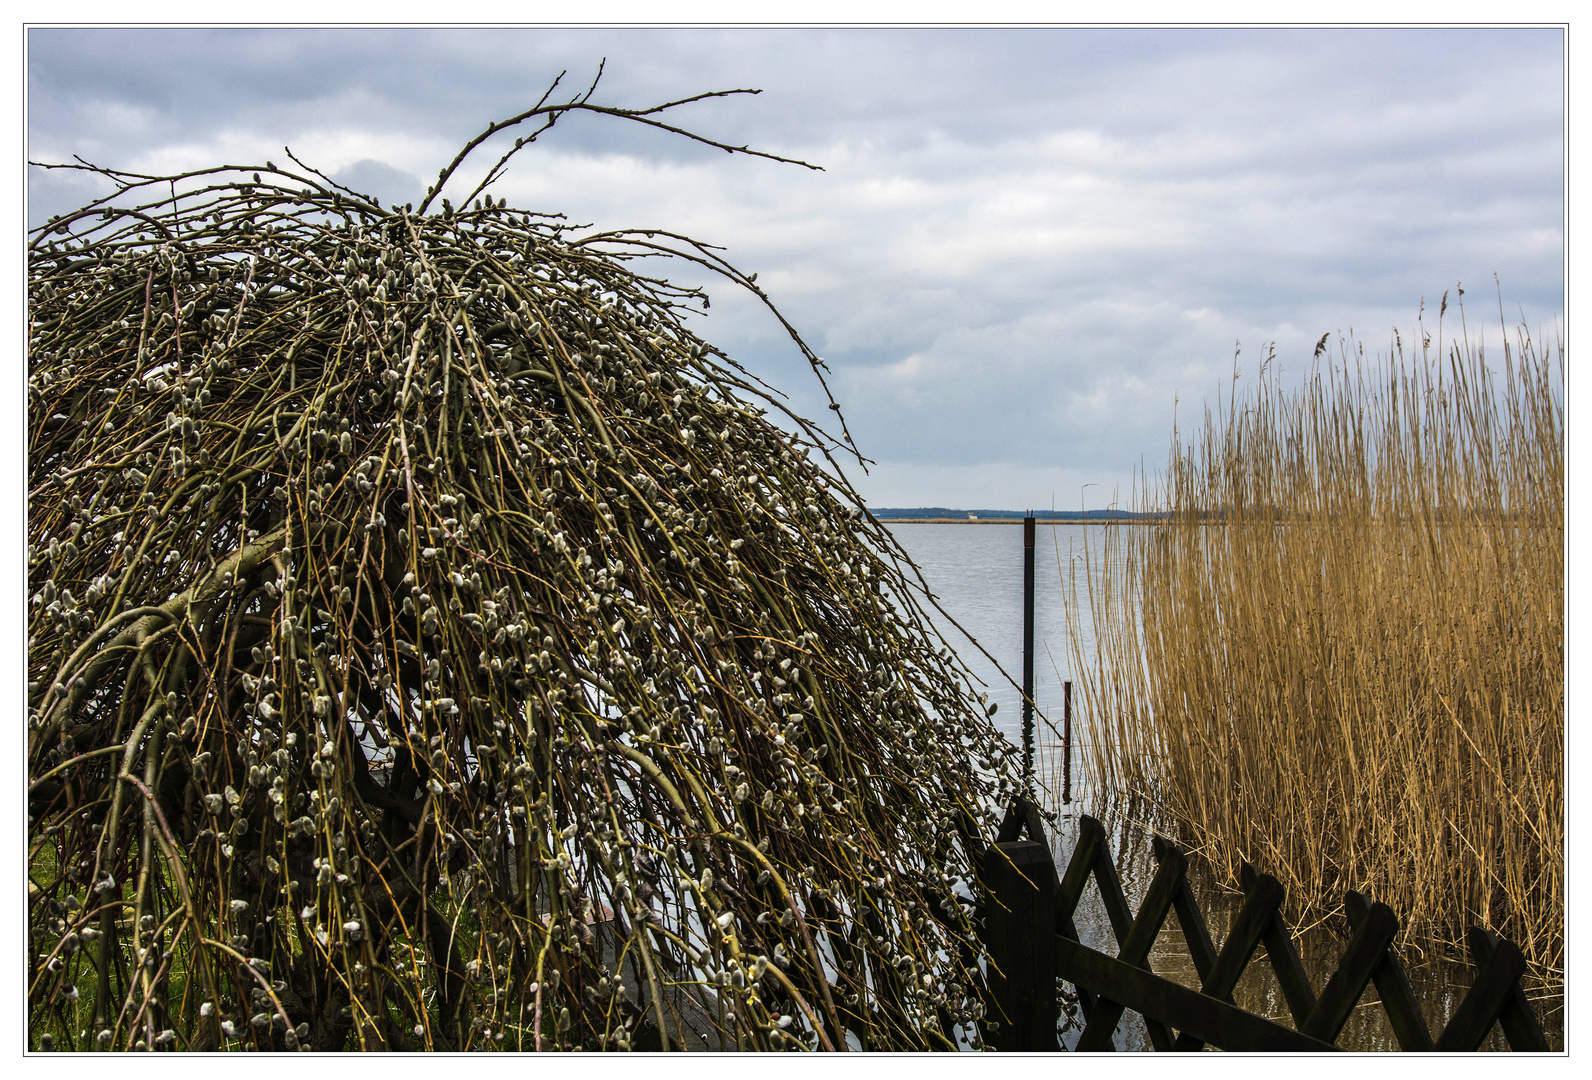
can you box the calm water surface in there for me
[886,522,1562,1052]
[883,521,1114,756]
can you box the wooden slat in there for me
[1062,816,1134,1048]
[1431,929,1531,1051]
[1054,817,1104,1024]
[1056,909,1098,1019]
[1055,816,1103,924]
[1056,935,1340,1052]
[1088,823,1136,947]
[1119,847,1187,969]
[1463,927,1550,1052]
[1148,836,1208,1052]
[1023,807,1549,1055]
[1301,899,1398,1043]
[1133,848,1187,1051]
[1434,935,1525,1051]
[1074,846,1185,1051]
[1239,862,1318,1025]
[1170,872,1284,1051]
[1155,834,1218,985]
[1345,891,1433,1052]
[995,801,1026,845]
[1077,827,1135,1051]
[1139,847,1190,1051]
[994,797,1050,846]
[1023,802,1050,846]
[1142,1011,1175,1051]
[1261,913,1318,1025]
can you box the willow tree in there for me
[27,75,1022,1053]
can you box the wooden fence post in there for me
[981,838,1058,1050]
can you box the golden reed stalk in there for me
[1065,298,1562,985]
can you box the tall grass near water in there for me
[1067,305,1563,983]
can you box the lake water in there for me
[883,520,1124,807]
[882,521,1105,741]
[885,522,1562,1052]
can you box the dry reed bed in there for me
[1066,307,1562,984]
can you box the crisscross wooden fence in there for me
[978,802,1550,1052]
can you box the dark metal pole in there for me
[1062,679,1073,804]
[1022,514,1035,786]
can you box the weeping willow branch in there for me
[27,75,1020,1054]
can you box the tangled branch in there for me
[27,80,1021,1053]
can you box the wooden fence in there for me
[979,801,1550,1052]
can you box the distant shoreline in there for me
[869,508,1163,523]
[880,517,1162,524]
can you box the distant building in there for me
[968,512,978,520]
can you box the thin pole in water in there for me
[1022,513,1036,786]
[1062,680,1072,804]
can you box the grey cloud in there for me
[26,27,1563,510]
[330,159,425,210]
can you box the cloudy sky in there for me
[25,25,1565,510]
